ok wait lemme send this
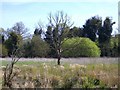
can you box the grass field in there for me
[0,58,119,89]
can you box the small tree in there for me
[3,46,23,89]
[44,11,73,65]
[2,24,24,88]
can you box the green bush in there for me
[62,37,101,57]
[0,44,8,57]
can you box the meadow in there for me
[0,58,119,89]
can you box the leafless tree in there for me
[6,22,31,40]
[47,11,73,65]
[3,48,22,89]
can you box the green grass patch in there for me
[1,60,57,66]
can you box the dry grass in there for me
[0,58,119,89]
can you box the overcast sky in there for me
[0,0,119,34]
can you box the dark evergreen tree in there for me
[67,27,83,38]
[98,17,115,56]
[45,26,57,57]
[83,16,102,42]
[34,28,42,37]
[98,17,115,43]
[0,28,5,44]
[5,32,19,56]
[0,35,4,44]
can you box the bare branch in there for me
[3,47,22,88]
[46,11,74,65]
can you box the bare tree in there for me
[6,22,31,40]
[45,11,73,65]
[3,48,22,89]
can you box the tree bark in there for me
[57,49,61,65]
[57,55,61,65]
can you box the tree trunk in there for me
[57,49,61,65]
[57,56,61,65]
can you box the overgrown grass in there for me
[1,60,119,89]
[86,64,118,88]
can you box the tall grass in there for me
[1,60,118,89]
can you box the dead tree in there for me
[45,11,73,65]
[3,48,22,89]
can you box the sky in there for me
[118,1,120,33]
[0,0,119,34]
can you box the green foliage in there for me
[98,17,115,43]
[0,15,118,58]
[22,39,34,58]
[97,17,116,57]
[0,44,8,57]
[98,35,118,57]
[67,26,83,38]
[118,34,120,56]
[44,26,57,57]
[0,34,4,44]
[31,35,50,57]
[83,16,102,42]
[22,35,50,58]
[110,35,119,57]
[62,37,101,57]
[4,31,22,56]
[0,28,6,44]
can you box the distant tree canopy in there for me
[82,16,116,57]
[6,22,30,40]
[82,16,115,42]
[0,11,119,59]
[67,27,83,38]
[34,28,42,37]
[31,35,49,57]
[82,16,102,42]
[98,17,115,43]
[97,17,116,57]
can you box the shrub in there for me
[62,37,101,57]
[0,44,8,57]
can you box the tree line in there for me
[0,11,119,64]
